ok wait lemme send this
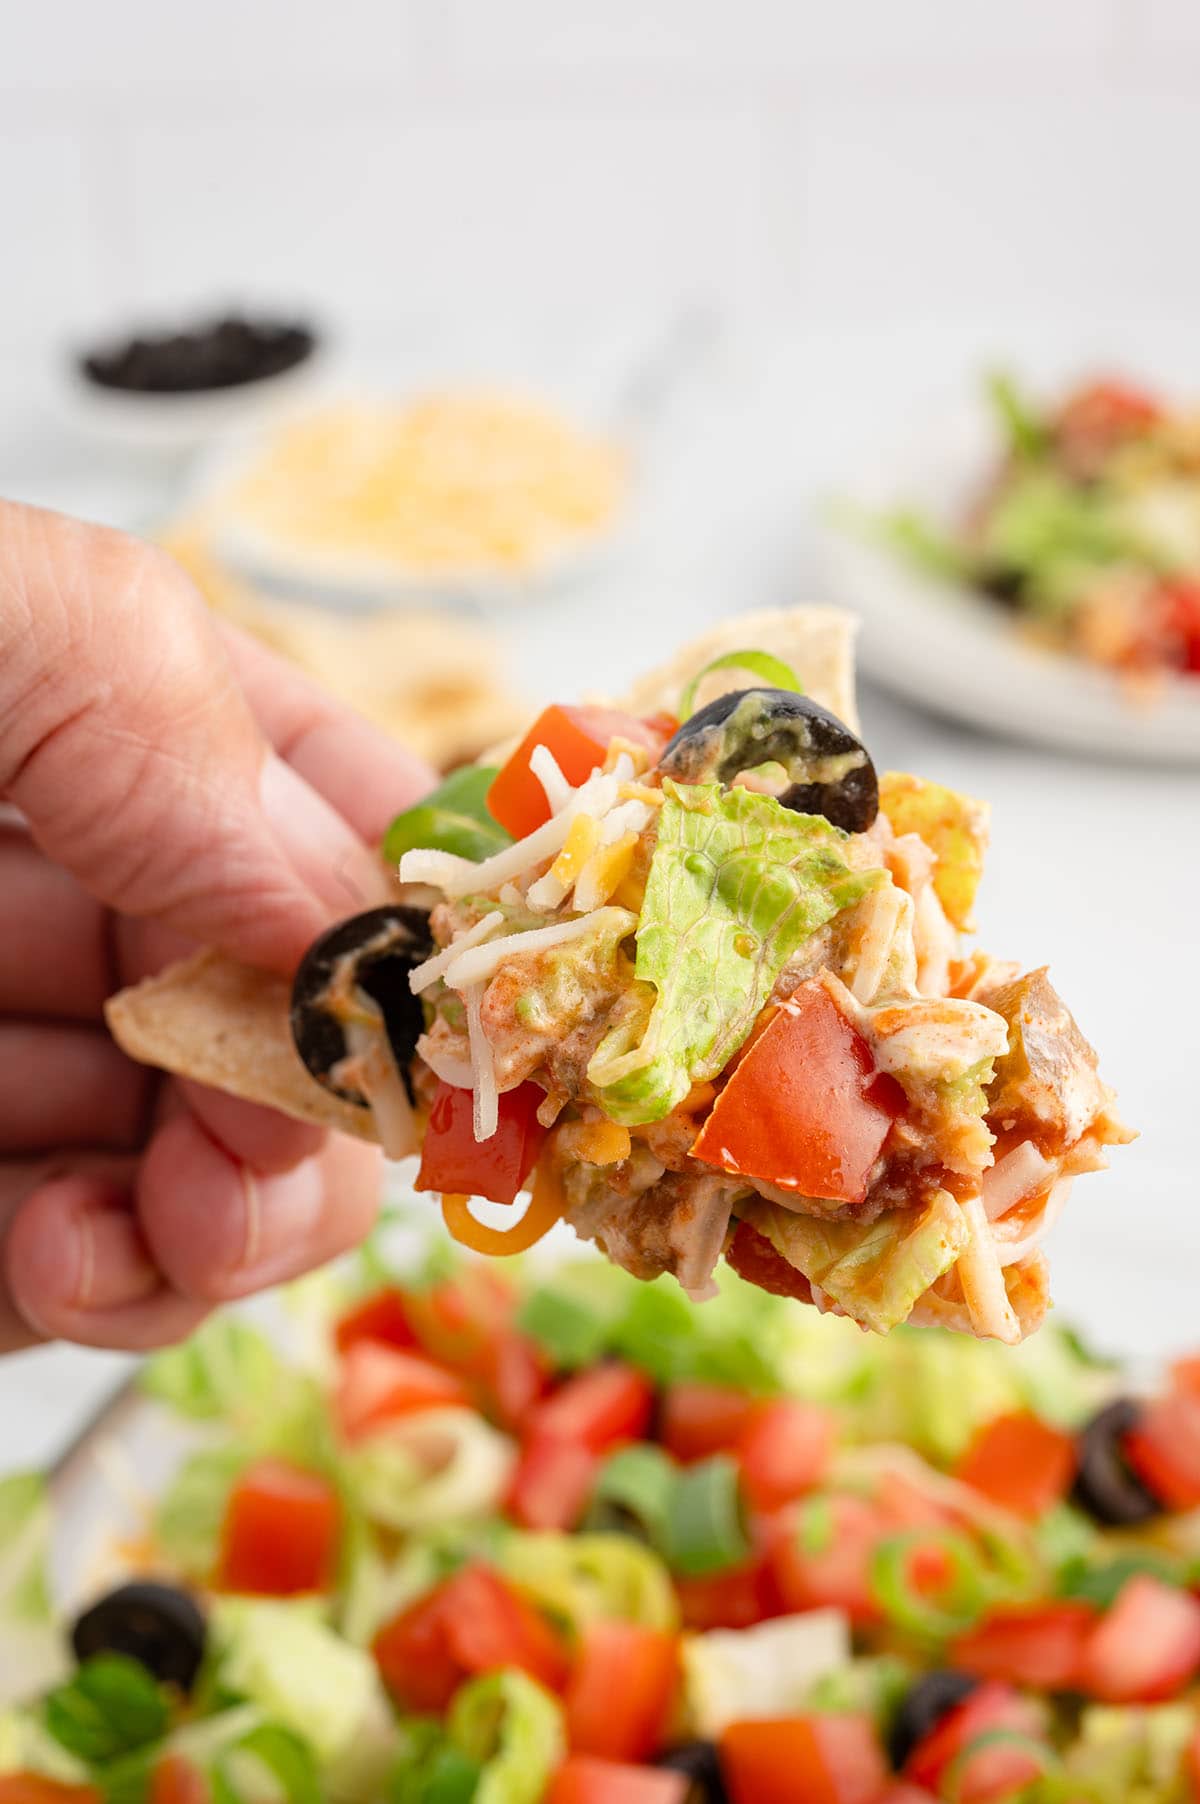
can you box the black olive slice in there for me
[1072,1398,1163,1527]
[658,688,878,833]
[71,1581,206,1693]
[887,1670,979,1771]
[290,904,433,1106]
[657,1739,730,1803]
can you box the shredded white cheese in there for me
[849,883,907,1006]
[444,910,610,992]
[402,766,624,899]
[409,910,506,995]
[396,848,481,889]
[343,1022,419,1160]
[982,1141,1054,1221]
[529,743,573,814]
[464,984,499,1142]
[957,1191,1020,1344]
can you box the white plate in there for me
[816,405,1200,763]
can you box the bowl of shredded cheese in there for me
[199,390,630,611]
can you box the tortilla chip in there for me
[106,606,862,1136]
[105,951,376,1141]
[618,605,859,730]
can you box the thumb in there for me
[0,502,386,974]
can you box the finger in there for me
[136,1114,382,1303]
[220,622,436,848]
[0,503,386,974]
[177,1078,325,1175]
[0,826,112,1019]
[2,1170,209,1352]
[0,1022,152,1154]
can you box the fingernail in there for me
[224,1157,327,1296]
[260,754,392,916]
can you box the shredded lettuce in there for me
[749,1191,969,1336]
[986,370,1050,461]
[213,1601,384,1762]
[587,781,879,1124]
[143,1319,336,1473]
[1062,1704,1196,1803]
[154,1446,250,1583]
[448,1669,564,1804]
[682,1611,851,1738]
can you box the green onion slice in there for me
[517,1287,615,1372]
[590,1444,677,1544]
[382,765,511,865]
[679,649,804,722]
[869,1530,988,1641]
[665,1455,750,1577]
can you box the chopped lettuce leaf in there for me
[213,1601,383,1762]
[875,509,975,583]
[0,1706,92,1784]
[221,1722,324,1804]
[383,766,511,866]
[448,1669,565,1804]
[1064,1704,1195,1803]
[806,1654,912,1727]
[588,781,879,1124]
[391,1719,483,1804]
[0,1474,52,1627]
[878,771,989,931]
[986,370,1050,461]
[501,1532,678,1634]
[749,1191,969,1336]
[155,1446,249,1582]
[344,1408,515,1534]
[682,1611,850,1738]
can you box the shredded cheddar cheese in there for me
[550,814,602,888]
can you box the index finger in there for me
[219,623,436,848]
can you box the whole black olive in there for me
[290,904,433,1106]
[656,1740,730,1803]
[886,1670,979,1771]
[1072,1398,1163,1527]
[71,1581,206,1692]
[658,688,878,833]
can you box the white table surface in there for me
[1,317,1196,1472]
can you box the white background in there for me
[1,1,1198,1468]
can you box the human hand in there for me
[0,500,434,1353]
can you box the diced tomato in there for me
[693,982,905,1205]
[335,1340,471,1442]
[676,1555,783,1630]
[725,1221,813,1302]
[487,704,669,839]
[769,1492,887,1626]
[1124,1392,1200,1511]
[1058,378,1161,442]
[660,1382,762,1464]
[954,1412,1077,1520]
[507,1433,599,1531]
[720,1715,887,1804]
[1159,578,1200,673]
[482,1328,550,1430]
[415,1080,549,1207]
[546,1757,688,1804]
[878,1791,937,1804]
[373,1561,567,1709]
[334,1286,418,1355]
[1170,1354,1200,1399]
[406,1265,516,1372]
[149,1757,209,1804]
[218,1458,340,1596]
[951,1601,1097,1691]
[565,1621,680,1762]
[1077,1574,1200,1703]
[905,1683,1044,1794]
[528,1363,655,1454]
[737,1399,835,1512]
[0,1783,102,1804]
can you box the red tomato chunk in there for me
[720,1714,886,1804]
[954,1412,1077,1519]
[373,1562,567,1710]
[951,1601,1097,1691]
[692,982,904,1205]
[415,1080,549,1206]
[527,1363,655,1454]
[565,1621,680,1762]
[737,1399,835,1513]
[546,1757,688,1804]
[507,1433,598,1532]
[335,1341,471,1441]
[1076,1575,1200,1703]
[219,1459,340,1596]
[334,1286,418,1355]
